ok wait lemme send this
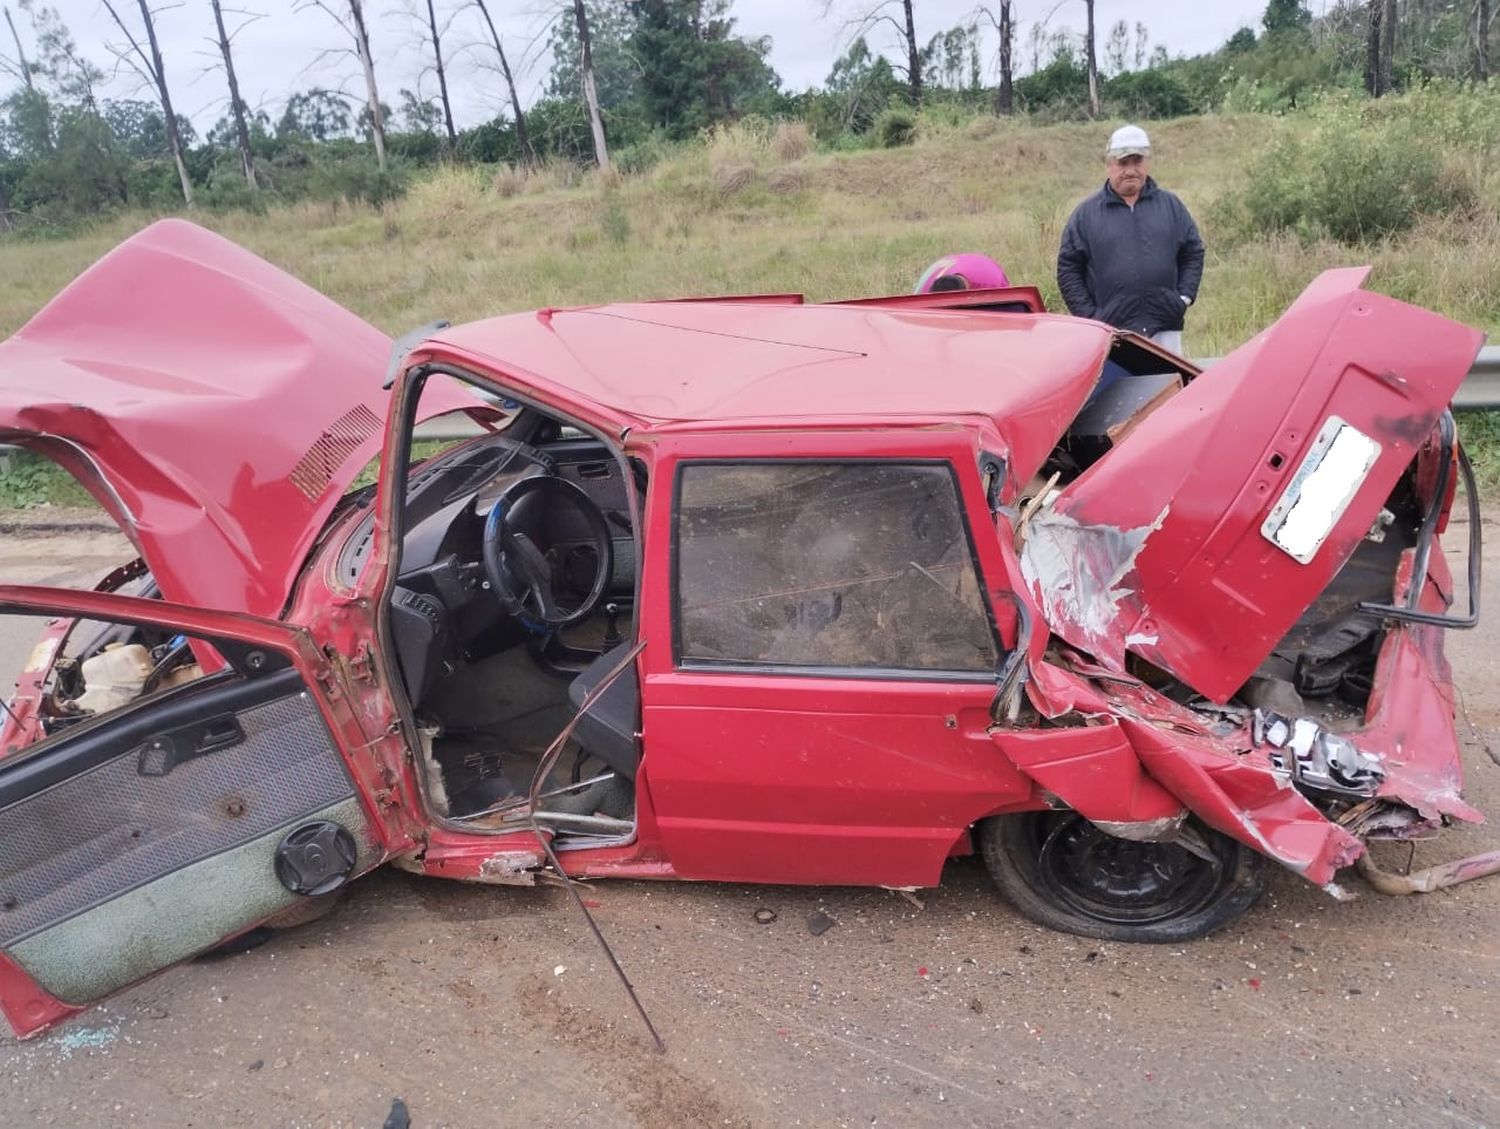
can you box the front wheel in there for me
[978,812,1266,943]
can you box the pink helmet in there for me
[913,252,1011,293]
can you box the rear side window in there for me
[675,462,998,673]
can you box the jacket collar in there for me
[1099,177,1158,206]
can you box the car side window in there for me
[675,462,999,674]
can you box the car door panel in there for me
[637,430,1033,888]
[0,580,391,1039]
[643,675,1030,887]
[0,667,375,1022]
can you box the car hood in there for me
[0,220,474,619]
[1021,268,1484,702]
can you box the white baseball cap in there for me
[1106,124,1151,158]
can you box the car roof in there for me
[427,299,1113,447]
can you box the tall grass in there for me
[2,95,1498,501]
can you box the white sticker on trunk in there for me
[1261,416,1381,564]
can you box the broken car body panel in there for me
[1024,267,1483,702]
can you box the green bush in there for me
[1219,91,1488,244]
[614,130,678,174]
[873,107,917,148]
[304,158,410,205]
[1103,70,1193,119]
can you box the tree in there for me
[1082,0,1099,116]
[574,0,608,168]
[299,0,389,168]
[544,0,635,109]
[1225,25,1257,53]
[102,97,196,157]
[997,1,1013,113]
[397,87,443,133]
[627,0,779,137]
[822,34,900,132]
[2,5,34,89]
[24,1,104,109]
[1381,0,1395,87]
[823,1,923,104]
[99,0,194,205]
[207,0,257,189]
[1104,19,1128,75]
[278,88,353,140]
[1475,0,1491,80]
[472,0,531,162]
[419,0,456,147]
[1364,0,1397,95]
[1263,0,1311,38]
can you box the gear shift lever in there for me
[602,602,623,648]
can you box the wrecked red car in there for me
[0,220,1492,1039]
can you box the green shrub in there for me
[1219,91,1485,244]
[614,130,677,174]
[1103,70,1193,119]
[873,107,917,148]
[304,158,410,205]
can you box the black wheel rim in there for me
[1032,813,1226,926]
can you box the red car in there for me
[0,220,1493,1040]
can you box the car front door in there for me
[0,585,392,1039]
[636,429,1034,890]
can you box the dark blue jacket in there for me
[1056,178,1205,335]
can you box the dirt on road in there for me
[0,520,1497,1128]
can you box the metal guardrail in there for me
[1451,346,1500,411]
[1190,345,1500,411]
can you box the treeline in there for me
[0,0,1496,228]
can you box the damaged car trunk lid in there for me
[1023,267,1484,703]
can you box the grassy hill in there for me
[2,104,1499,506]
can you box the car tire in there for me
[977,811,1266,943]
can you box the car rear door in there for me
[0,586,387,1039]
[636,429,1034,890]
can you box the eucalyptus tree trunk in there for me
[473,0,531,162]
[4,5,33,90]
[348,0,387,170]
[209,0,257,188]
[1083,0,1099,117]
[573,0,608,169]
[1476,0,1492,81]
[902,0,921,103]
[102,0,195,205]
[424,0,456,147]
[996,0,1013,114]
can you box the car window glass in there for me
[676,462,998,673]
[347,374,513,494]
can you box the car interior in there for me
[356,385,645,847]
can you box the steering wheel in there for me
[482,474,614,631]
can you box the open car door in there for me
[0,586,384,1039]
[1022,268,1484,702]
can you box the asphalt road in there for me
[1,522,1498,1128]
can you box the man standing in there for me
[1056,124,1204,354]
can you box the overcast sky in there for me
[9,0,1282,132]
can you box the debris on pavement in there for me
[806,910,836,936]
